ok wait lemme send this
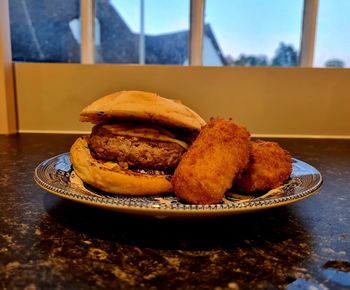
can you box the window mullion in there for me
[300,0,319,67]
[81,0,95,64]
[189,0,205,66]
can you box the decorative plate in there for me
[34,153,322,218]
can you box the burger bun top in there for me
[79,90,206,131]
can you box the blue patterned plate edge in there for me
[33,153,323,218]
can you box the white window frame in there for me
[300,0,319,67]
[0,0,17,134]
[81,0,95,64]
[189,0,205,65]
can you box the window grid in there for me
[74,0,319,67]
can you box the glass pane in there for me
[203,0,304,66]
[95,0,139,64]
[314,0,350,68]
[95,0,190,64]
[9,0,81,62]
[144,0,190,65]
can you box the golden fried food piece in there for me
[234,140,292,193]
[172,118,251,204]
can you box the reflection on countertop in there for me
[0,134,349,290]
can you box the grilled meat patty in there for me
[88,124,186,170]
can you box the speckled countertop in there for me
[0,134,350,290]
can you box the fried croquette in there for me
[172,118,251,204]
[234,140,292,193]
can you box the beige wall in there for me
[15,63,350,137]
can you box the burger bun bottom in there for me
[70,137,173,195]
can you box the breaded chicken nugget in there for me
[172,118,251,204]
[234,140,292,193]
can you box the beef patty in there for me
[88,124,186,170]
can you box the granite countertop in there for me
[0,134,349,290]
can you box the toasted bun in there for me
[79,90,206,131]
[70,137,173,195]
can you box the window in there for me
[203,0,304,66]
[95,0,190,64]
[7,0,349,68]
[314,0,350,68]
[9,0,81,63]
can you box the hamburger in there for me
[70,90,206,195]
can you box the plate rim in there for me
[33,153,323,216]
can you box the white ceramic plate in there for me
[34,153,322,218]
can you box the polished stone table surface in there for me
[0,134,349,290]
